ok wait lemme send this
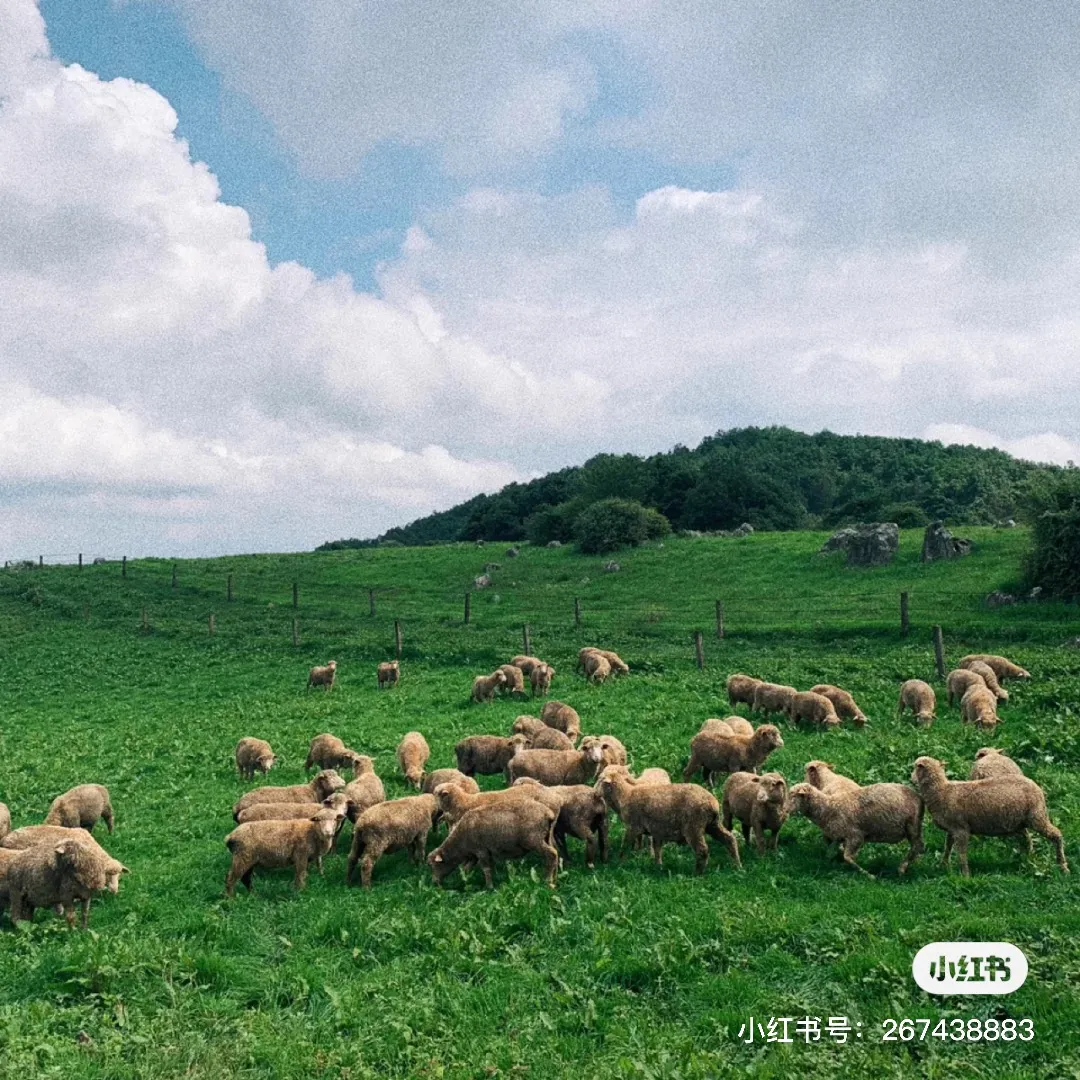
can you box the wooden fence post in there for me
[464,591,471,624]
[900,591,910,636]
[122,556,127,578]
[932,625,946,680]
[394,620,403,659]
[78,553,83,570]
[208,612,216,636]
[694,630,705,670]
[141,608,149,633]
[574,597,581,628]
[369,589,376,617]
[39,555,43,568]
[171,563,177,589]
[292,581,298,609]
[227,574,233,603]
[292,618,299,647]
[715,599,725,639]
[523,624,532,657]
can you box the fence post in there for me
[122,556,127,578]
[141,607,149,632]
[900,591,910,636]
[78,553,83,570]
[292,618,299,647]
[39,555,43,568]
[292,581,298,609]
[715,599,725,639]
[464,591,471,624]
[574,597,581,628]
[171,563,177,589]
[227,574,233,603]
[523,624,532,657]
[394,620,403,659]
[694,630,705,670]
[208,612,216,636]
[932,625,946,680]
[369,589,376,617]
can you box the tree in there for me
[574,498,666,554]
[1025,471,1080,598]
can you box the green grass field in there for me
[1,528,1079,1079]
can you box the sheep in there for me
[809,685,868,726]
[540,701,582,743]
[726,673,762,710]
[0,803,8,843]
[0,848,19,916]
[960,685,999,730]
[530,663,555,697]
[803,760,860,796]
[432,782,539,828]
[428,799,560,888]
[511,778,609,867]
[701,716,755,738]
[341,759,386,822]
[959,654,1031,681]
[968,748,1025,781]
[786,691,842,729]
[1,826,128,896]
[454,734,527,778]
[511,716,574,751]
[472,670,508,703]
[43,784,114,834]
[787,782,925,875]
[6,837,129,928]
[235,738,275,781]
[721,772,789,855]
[751,682,797,719]
[304,733,365,775]
[946,668,988,707]
[596,772,741,872]
[496,664,526,695]
[237,793,350,825]
[233,770,345,821]
[397,731,431,789]
[421,768,481,796]
[224,809,340,897]
[897,679,936,725]
[307,660,337,690]
[683,724,784,786]
[583,652,613,684]
[960,660,1008,702]
[910,756,1068,876]
[510,655,544,677]
[377,660,400,689]
[578,734,628,768]
[636,768,672,786]
[346,794,439,889]
[577,648,629,676]
[507,743,619,787]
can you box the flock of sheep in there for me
[0,646,1067,930]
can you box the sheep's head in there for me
[755,725,784,751]
[852,710,868,727]
[786,783,816,815]
[803,761,835,789]
[327,660,337,671]
[323,793,350,815]
[257,752,275,772]
[512,716,539,736]
[312,770,346,799]
[428,846,453,883]
[974,747,1004,761]
[104,858,130,894]
[511,776,541,788]
[351,754,375,776]
[493,669,508,686]
[509,733,530,755]
[756,773,788,805]
[311,808,339,838]
[911,756,946,787]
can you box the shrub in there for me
[881,502,930,528]
[574,498,668,554]
[1025,472,1080,598]
[525,501,581,546]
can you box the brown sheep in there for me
[583,652,613,684]
[377,660,400,689]
[510,655,545,677]
[304,733,365,775]
[235,738,276,780]
[897,679,936,725]
[432,782,539,828]
[578,734,628,768]
[237,793,350,825]
[636,767,672,785]
[803,760,861,796]
[1,826,128,897]
[307,660,337,690]
[233,770,345,821]
[346,794,439,889]
[911,756,1067,876]
[959,654,1030,681]
[428,800,560,888]
[968,748,1025,781]
[701,716,755,738]
[809,685,868,726]
[0,847,19,917]
[497,664,526,695]
[726,673,762,710]
[44,784,114,833]
[507,744,619,787]
[421,768,481,796]
[787,691,842,729]
[472,670,508,703]
[396,731,430,789]
[511,716,574,751]
[960,685,999,730]
[225,810,340,897]
[721,772,789,854]
[341,757,385,821]
[530,663,555,697]
[751,682,797,719]
[510,778,609,867]
[961,660,1008,702]
[946,668,987,707]
[577,648,629,676]
[0,803,9,843]
[540,701,582,743]
[454,734,527,777]
[683,725,784,786]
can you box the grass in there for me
[0,528,1079,1078]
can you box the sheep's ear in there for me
[433,854,443,863]
[54,843,67,855]
[120,865,131,874]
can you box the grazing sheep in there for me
[960,685,999,730]
[341,759,386,822]
[946,668,988,707]
[454,734,527,778]
[803,760,861,796]
[751,682,797,719]
[507,743,618,787]
[346,794,439,889]
[511,778,609,867]
[511,716,574,751]
[577,648,629,676]
[582,652,613,684]
[510,655,544,677]
[1,827,128,898]
[701,716,755,738]
[961,660,1009,702]
[432,782,540,828]
[726,673,762,710]
[377,661,400,689]
[787,691,842,729]
[683,725,784,786]
[809,685,868,726]
[44,784,114,834]
[540,701,582,743]
[897,679,936,725]
[428,799,560,888]
[235,738,275,780]
[0,848,19,915]
[472,670,508,703]
[636,768,672,786]
[421,768,481,796]
[233,770,345,821]
[307,660,337,690]
[968,748,1025,781]
[596,772,741,872]
[959,654,1031,681]
[530,663,555,697]
[0,803,9,843]
[225,810,340,897]
[497,664,527,696]
[237,793,350,824]
[787,782,924,875]
[910,756,1067,876]
[397,731,431,789]
[721,772,789,854]
[305,733,365,775]
[578,734,628,768]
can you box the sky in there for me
[2,1,1080,559]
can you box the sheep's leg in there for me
[899,828,924,874]
[225,858,250,898]
[651,839,664,867]
[952,831,971,877]
[1033,820,1069,873]
[80,898,91,930]
[742,821,752,846]
[840,835,872,877]
[541,842,560,888]
[478,853,495,889]
[690,833,710,875]
[63,905,77,930]
[751,820,766,857]
[722,805,734,832]
[682,754,700,782]
[1022,829,1034,858]
[622,826,642,858]
[707,820,742,869]
[241,868,254,891]
[597,817,609,864]
[553,826,570,866]
[294,853,310,890]
[941,833,953,868]
[104,810,114,834]
[360,845,382,890]
[584,831,598,869]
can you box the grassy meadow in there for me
[1,528,1079,1078]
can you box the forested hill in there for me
[320,427,1059,548]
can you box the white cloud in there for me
[922,425,1080,468]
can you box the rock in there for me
[921,521,972,562]
[506,547,520,558]
[602,561,621,573]
[821,523,899,567]
[1028,586,1044,601]
[473,574,492,589]
[546,540,562,548]
[985,591,1017,608]
[483,562,501,572]
[732,522,754,537]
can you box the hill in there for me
[320,426,1059,549]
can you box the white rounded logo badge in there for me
[913,943,1028,995]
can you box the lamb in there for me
[596,772,741,872]
[751,682,797,719]
[577,648,629,676]
[511,716,574,751]
[377,660,400,688]
[455,734,527,777]
[968,748,1025,781]
[496,664,526,695]
[224,809,340,897]
[0,803,8,843]
[809,685,868,726]
[507,743,619,787]
[910,755,1067,876]
[428,799,560,888]
[701,716,755,738]
[510,655,544,677]
[583,652,613,684]
[511,778,609,866]
[235,738,275,780]
[341,759,386,822]
[307,660,337,690]
[346,794,439,889]
[721,772,789,855]
[530,663,555,697]
[540,701,582,743]
[946,668,988,707]
[786,691,842,729]
[959,654,1031,681]
[304,733,365,775]
[960,660,1008,702]
[397,731,431,789]
[803,760,861,796]
[682,725,784,786]
[578,734,628,767]
[787,782,924,875]
[472,670,508,703]
[1,826,128,896]
[421,768,480,796]
[726,673,762,710]
[897,679,936,725]
[237,793,350,824]
[44,784,114,833]
[960,685,999,730]
[233,770,345,821]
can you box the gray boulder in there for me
[921,521,972,562]
[473,574,492,589]
[732,522,754,537]
[821,523,899,567]
[602,561,621,573]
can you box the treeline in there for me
[319,427,1058,549]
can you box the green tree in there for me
[1025,471,1080,598]
[574,498,666,554]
